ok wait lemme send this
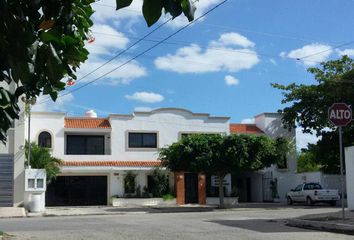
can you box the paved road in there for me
[0,206,351,240]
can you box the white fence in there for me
[345,146,354,210]
[272,171,344,202]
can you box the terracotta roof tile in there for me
[62,161,161,167]
[230,124,264,134]
[65,118,111,129]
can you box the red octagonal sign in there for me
[328,103,352,126]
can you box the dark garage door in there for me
[46,176,107,206]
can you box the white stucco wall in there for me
[29,112,66,158]
[30,109,230,162]
[255,113,297,172]
[345,146,354,210]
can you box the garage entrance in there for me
[46,176,107,206]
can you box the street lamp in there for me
[22,96,37,168]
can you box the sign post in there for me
[328,103,352,220]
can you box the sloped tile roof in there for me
[62,161,162,167]
[229,124,264,134]
[65,118,111,129]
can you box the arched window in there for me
[38,131,52,148]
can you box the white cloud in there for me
[224,75,239,86]
[166,0,221,28]
[76,58,146,85]
[280,43,332,66]
[337,48,354,57]
[154,32,259,74]
[134,106,153,112]
[125,92,164,103]
[241,118,255,124]
[74,16,146,86]
[86,24,129,55]
[210,32,255,48]
[91,0,143,26]
[32,93,74,112]
[296,127,320,151]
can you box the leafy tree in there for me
[272,56,354,173]
[25,142,62,183]
[160,134,289,207]
[303,127,354,174]
[0,0,196,143]
[297,151,320,173]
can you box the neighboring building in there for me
[0,82,26,207]
[229,113,297,202]
[26,108,297,206]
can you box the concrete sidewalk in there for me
[0,207,26,218]
[287,210,354,235]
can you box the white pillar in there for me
[345,146,354,210]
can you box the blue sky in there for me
[33,0,354,149]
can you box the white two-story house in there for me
[30,108,230,206]
[28,108,296,206]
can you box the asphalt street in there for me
[0,206,351,240]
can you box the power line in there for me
[92,2,338,45]
[91,30,324,64]
[93,1,349,46]
[38,7,174,105]
[37,0,228,106]
[72,15,172,85]
[297,40,354,60]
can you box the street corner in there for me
[286,211,354,236]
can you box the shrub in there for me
[25,142,62,183]
[162,194,175,201]
[149,168,169,197]
[124,171,136,194]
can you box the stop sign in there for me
[328,103,352,126]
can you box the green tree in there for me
[0,0,195,143]
[160,134,289,207]
[272,56,354,173]
[25,142,62,183]
[297,151,320,173]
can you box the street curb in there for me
[286,218,354,235]
[27,207,217,218]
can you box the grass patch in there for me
[162,194,175,201]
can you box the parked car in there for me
[286,183,340,206]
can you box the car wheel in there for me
[329,201,336,206]
[287,197,293,205]
[306,197,314,206]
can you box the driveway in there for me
[0,206,350,240]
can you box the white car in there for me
[286,183,340,206]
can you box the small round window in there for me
[38,131,52,148]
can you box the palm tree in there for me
[25,142,62,183]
